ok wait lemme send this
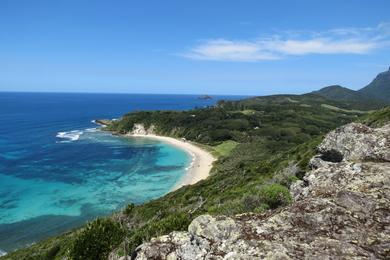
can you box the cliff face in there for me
[127,123,156,135]
[133,123,390,259]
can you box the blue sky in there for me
[0,0,389,95]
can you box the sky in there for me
[0,0,389,95]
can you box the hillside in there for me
[135,120,390,259]
[217,92,383,115]
[2,95,368,259]
[313,85,362,100]
[359,67,390,102]
[312,85,385,110]
[305,67,390,110]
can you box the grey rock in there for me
[127,123,156,135]
[317,123,390,162]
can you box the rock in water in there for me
[198,95,213,100]
[133,123,390,259]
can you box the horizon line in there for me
[0,90,253,97]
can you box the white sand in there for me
[130,134,216,190]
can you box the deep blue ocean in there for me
[0,92,243,254]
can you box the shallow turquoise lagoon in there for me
[0,92,243,253]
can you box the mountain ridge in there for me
[359,67,390,102]
[310,67,390,109]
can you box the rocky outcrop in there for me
[94,119,114,126]
[133,123,390,259]
[128,124,155,135]
[316,123,390,162]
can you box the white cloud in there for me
[270,38,377,55]
[182,23,390,62]
[183,39,279,62]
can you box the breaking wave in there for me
[56,130,83,142]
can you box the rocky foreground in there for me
[132,123,390,259]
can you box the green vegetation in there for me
[312,85,387,110]
[107,94,360,147]
[69,218,124,260]
[320,104,368,114]
[257,184,292,209]
[4,94,380,260]
[212,140,238,157]
[359,67,390,102]
[359,107,390,127]
[241,184,292,213]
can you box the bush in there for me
[70,218,124,260]
[209,129,232,141]
[241,194,262,211]
[45,243,60,259]
[273,162,300,187]
[257,184,292,209]
[124,203,135,216]
[127,212,191,252]
[241,184,292,212]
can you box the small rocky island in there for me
[198,95,213,100]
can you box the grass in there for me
[321,104,368,114]
[359,107,390,127]
[239,109,258,115]
[188,140,238,158]
[212,140,239,157]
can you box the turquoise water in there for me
[0,92,244,253]
[0,133,190,223]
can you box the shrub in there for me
[146,212,190,236]
[124,203,135,216]
[127,212,191,252]
[273,162,300,187]
[257,184,292,209]
[242,194,262,211]
[45,243,60,259]
[70,218,124,260]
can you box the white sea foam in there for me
[85,127,98,132]
[0,249,7,256]
[56,130,83,142]
[185,152,196,171]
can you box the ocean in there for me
[0,92,243,253]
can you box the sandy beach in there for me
[130,134,216,190]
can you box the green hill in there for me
[359,67,390,102]
[311,85,385,110]
[218,92,378,113]
[313,85,361,100]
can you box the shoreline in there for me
[128,134,216,190]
